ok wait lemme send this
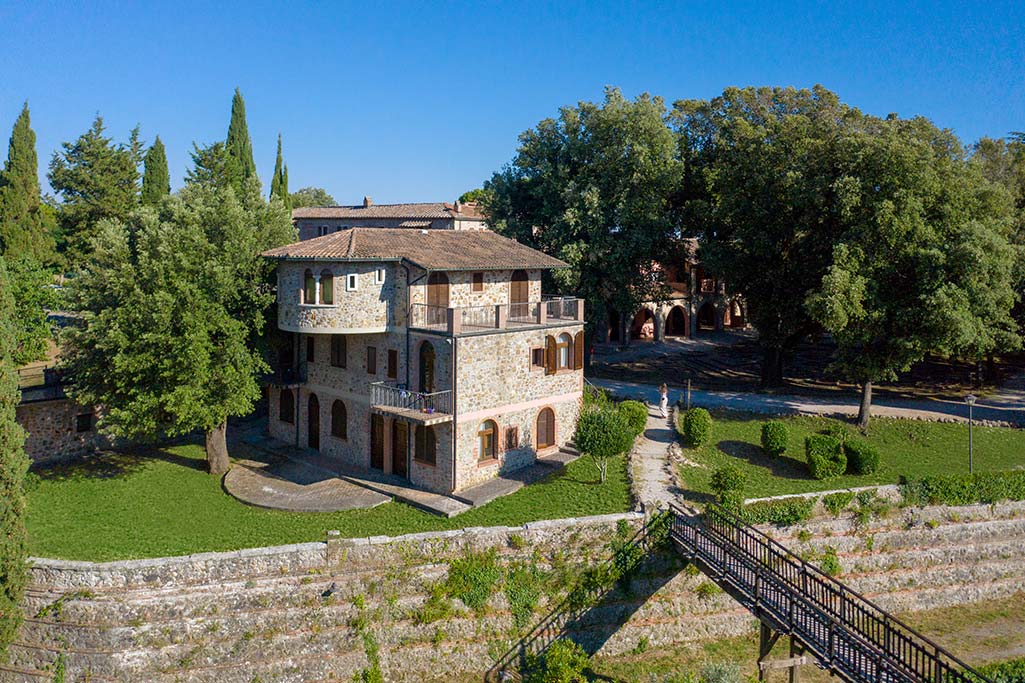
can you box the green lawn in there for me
[678,410,1025,501]
[26,443,631,562]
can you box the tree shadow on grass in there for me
[717,440,810,481]
[32,440,207,482]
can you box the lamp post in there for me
[965,394,976,474]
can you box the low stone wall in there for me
[4,504,1025,683]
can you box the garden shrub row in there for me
[805,434,846,479]
[901,470,1025,507]
[742,496,817,527]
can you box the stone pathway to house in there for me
[630,404,680,510]
[224,457,390,513]
[593,378,1025,426]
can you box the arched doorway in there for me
[727,300,745,328]
[697,302,717,331]
[608,311,621,342]
[630,308,655,340]
[510,269,530,320]
[307,393,320,451]
[536,408,555,449]
[418,341,436,393]
[427,272,449,326]
[666,306,687,336]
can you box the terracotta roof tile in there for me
[292,201,485,220]
[262,228,566,271]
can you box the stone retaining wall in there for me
[4,504,1025,683]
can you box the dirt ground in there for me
[589,330,1025,401]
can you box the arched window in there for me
[320,269,334,305]
[418,340,436,393]
[279,388,294,424]
[415,425,436,465]
[307,393,320,450]
[331,400,347,439]
[536,408,555,449]
[478,420,497,461]
[557,333,573,369]
[303,269,316,304]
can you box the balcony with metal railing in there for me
[409,296,584,336]
[369,381,454,425]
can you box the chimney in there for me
[363,196,372,208]
[454,200,462,213]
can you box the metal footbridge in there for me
[670,504,990,683]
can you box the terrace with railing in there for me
[409,296,584,335]
[369,381,454,424]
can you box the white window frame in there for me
[375,268,385,284]
[317,225,330,237]
[346,273,359,292]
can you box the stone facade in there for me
[15,398,104,465]
[277,261,406,333]
[6,502,1025,683]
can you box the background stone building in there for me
[293,197,486,240]
[263,227,585,495]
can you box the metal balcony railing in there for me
[369,381,453,415]
[409,298,583,335]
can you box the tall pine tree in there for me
[141,135,170,206]
[269,133,290,209]
[0,102,57,265]
[48,116,141,268]
[0,257,29,664]
[225,88,257,196]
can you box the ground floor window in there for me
[76,412,94,433]
[331,400,347,439]
[478,420,497,461]
[536,408,555,449]
[415,425,437,465]
[279,389,295,424]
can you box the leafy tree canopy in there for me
[290,186,336,208]
[4,256,57,367]
[457,188,491,204]
[486,87,683,335]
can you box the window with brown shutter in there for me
[530,347,545,369]
[544,335,557,375]
[387,349,398,378]
[505,425,519,451]
[472,272,484,292]
[367,346,377,374]
[573,330,585,370]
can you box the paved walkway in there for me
[630,405,679,510]
[593,378,1025,425]
[224,458,390,512]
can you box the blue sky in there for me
[1,1,1023,205]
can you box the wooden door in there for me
[427,272,449,327]
[392,421,409,478]
[510,270,529,320]
[307,393,320,451]
[370,414,384,470]
[536,408,555,449]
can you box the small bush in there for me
[805,434,846,479]
[681,408,713,446]
[743,497,817,527]
[818,546,842,577]
[618,400,649,437]
[710,465,746,510]
[446,549,501,613]
[575,405,633,483]
[700,661,742,683]
[978,656,1025,683]
[822,491,856,517]
[760,421,788,458]
[821,422,851,444]
[583,385,611,409]
[524,638,589,683]
[844,439,880,475]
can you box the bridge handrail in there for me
[670,503,991,683]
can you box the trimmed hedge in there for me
[710,465,746,510]
[618,400,648,437]
[978,657,1025,683]
[821,423,851,444]
[901,470,1025,507]
[805,434,846,480]
[743,496,817,527]
[760,421,788,458]
[844,439,880,475]
[681,408,713,446]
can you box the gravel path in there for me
[593,378,1024,426]
[629,404,679,510]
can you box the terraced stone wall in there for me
[4,503,1025,683]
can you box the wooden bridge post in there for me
[758,621,808,683]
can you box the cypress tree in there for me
[270,134,290,209]
[141,136,170,206]
[0,102,57,264]
[225,88,257,195]
[0,258,29,663]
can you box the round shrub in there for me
[710,464,746,510]
[618,400,648,437]
[821,422,851,444]
[805,434,846,480]
[760,421,788,458]
[844,439,880,475]
[681,407,713,446]
[524,638,589,683]
[575,405,633,483]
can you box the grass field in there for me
[677,409,1025,501]
[26,442,631,562]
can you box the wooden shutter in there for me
[544,335,557,375]
[573,331,584,370]
[537,409,554,448]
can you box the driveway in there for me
[591,378,1025,426]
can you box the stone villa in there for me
[262,225,585,495]
[293,197,487,240]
